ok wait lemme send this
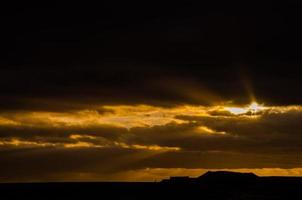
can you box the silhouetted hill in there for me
[161,170,259,184]
[198,171,259,183]
[2,171,302,199]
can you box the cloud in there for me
[0,105,207,129]
[1,104,302,154]
[1,146,302,182]
[1,103,302,181]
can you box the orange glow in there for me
[225,102,265,115]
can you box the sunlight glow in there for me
[226,107,248,115]
[226,102,265,115]
[248,102,265,113]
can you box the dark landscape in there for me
[2,171,302,200]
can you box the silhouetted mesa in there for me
[161,171,259,183]
[199,171,259,183]
[2,172,302,199]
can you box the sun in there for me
[226,102,265,115]
[248,102,265,113]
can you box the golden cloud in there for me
[1,103,299,129]
[0,102,302,153]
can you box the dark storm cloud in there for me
[1,65,301,112]
[1,2,302,112]
[1,145,302,182]
[0,147,145,181]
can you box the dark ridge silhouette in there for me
[198,171,259,183]
[2,171,302,199]
[161,171,259,183]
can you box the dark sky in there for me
[1,2,302,108]
[1,2,302,181]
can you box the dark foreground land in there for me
[1,172,302,200]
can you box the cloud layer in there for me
[1,102,302,181]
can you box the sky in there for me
[1,2,302,182]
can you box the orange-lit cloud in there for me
[1,102,302,181]
[0,136,180,152]
[0,103,300,129]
